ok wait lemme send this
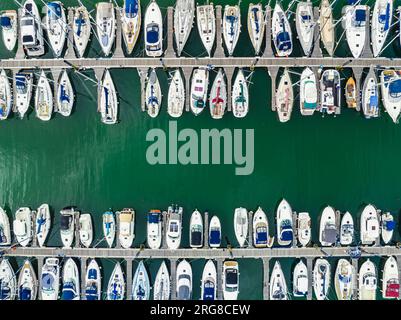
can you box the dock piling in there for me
[351,258,358,300]
[31,210,37,247]
[116,212,121,249]
[74,210,80,248]
[292,212,298,247]
[162,210,168,249]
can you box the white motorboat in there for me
[234,207,248,248]
[73,6,91,58]
[201,260,216,300]
[340,211,354,246]
[253,207,269,248]
[118,208,135,249]
[18,259,37,300]
[132,261,150,300]
[0,259,16,300]
[60,207,76,248]
[362,67,379,118]
[232,69,249,118]
[276,199,293,246]
[153,261,170,300]
[272,4,293,57]
[382,256,399,299]
[197,4,215,56]
[319,0,334,56]
[313,258,330,300]
[144,0,163,57]
[0,207,11,246]
[371,0,393,57]
[358,259,377,300]
[319,206,337,246]
[61,258,80,300]
[122,0,141,55]
[85,259,101,300]
[40,258,60,300]
[174,0,195,56]
[79,213,93,248]
[0,69,12,120]
[270,261,287,300]
[166,205,182,250]
[145,68,162,118]
[107,262,125,300]
[20,0,45,57]
[209,215,221,248]
[167,69,185,118]
[1,10,17,51]
[293,260,308,297]
[36,203,51,247]
[334,259,355,300]
[35,70,53,121]
[296,1,314,56]
[319,69,341,115]
[102,210,115,248]
[13,207,32,247]
[247,3,265,55]
[176,259,192,300]
[96,2,116,56]
[15,72,33,119]
[209,68,227,119]
[45,1,67,57]
[100,69,118,124]
[299,67,317,116]
[222,260,239,300]
[223,5,241,56]
[190,210,203,248]
[56,70,74,117]
[360,204,380,245]
[147,209,162,249]
[380,69,401,123]
[275,68,293,122]
[343,5,367,59]
[381,212,395,244]
[190,67,209,115]
[297,211,311,247]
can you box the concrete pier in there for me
[268,67,279,111]
[137,68,148,112]
[165,7,175,58]
[116,211,121,249]
[74,210,80,248]
[169,259,177,300]
[65,8,76,60]
[292,212,298,247]
[216,258,223,300]
[351,258,358,300]
[214,6,225,58]
[15,9,25,60]
[162,211,168,249]
[352,67,364,112]
[80,257,87,300]
[204,211,209,249]
[113,8,124,58]
[37,257,44,300]
[93,68,104,113]
[312,7,323,58]
[225,67,234,112]
[306,258,313,300]
[31,210,37,247]
[126,259,133,300]
[51,70,62,112]
[182,67,192,112]
[247,211,253,248]
[361,7,373,58]
[262,257,270,300]
[11,70,18,113]
[263,6,273,57]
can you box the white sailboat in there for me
[247,3,265,55]
[85,259,101,300]
[147,209,162,249]
[13,207,32,247]
[40,258,60,300]
[132,261,150,300]
[275,68,293,122]
[197,4,215,56]
[176,259,192,300]
[381,212,395,244]
[360,204,379,245]
[0,69,12,120]
[174,0,195,57]
[166,205,182,249]
[297,212,311,247]
[107,262,125,300]
[232,69,249,118]
[167,69,185,117]
[146,68,162,118]
[15,72,33,119]
[0,10,17,51]
[100,69,118,124]
[190,67,209,115]
[276,199,293,246]
[223,5,241,56]
[0,259,16,300]
[73,5,91,58]
[272,4,293,57]
[319,206,337,246]
[201,260,217,300]
[380,69,401,123]
[362,67,379,118]
[371,0,393,57]
[299,67,317,116]
[20,0,45,57]
[153,261,170,300]
[122,0,141,55]
[102,210,115,247]
[36,203,51,247]
[334,259,355,300]
[144,0,163,57]
[319,0,334,56]
[56,70,74,117]
[234,207,248,247]
[339,211,354,246]
[313,258,330,300]
[61,258,80,300]
[343,5,367,59]
[45,1,67,57]
[118,208,135,249]
[0,207,11,246]
[270,261,287,300]
[382,256,399,299]
[35,70,53,121]
[18,259,37,300]
[79,213,93,248]
[293,260,308,297]
[358,259,377,300]
[209,68,227,119]
[96,2,116,56]
[295,1,315,56]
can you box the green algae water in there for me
[1,0,401,300]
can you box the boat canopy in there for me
[85,284,99,300]
[386,280,400,297]
[256,227,268,244]
[354,9,366,26]
[60,215,71,230]
[19,287,32,300]
[62,283,77,300]
[384,220,396,231]
[203,280,215,300]
[276,32,292,51]
[191,229,202,246]
[125,0,139,17]
[369,94,379,107]
[41,273,55,290]
[48,2,62,19]
[225,269,238,285]
[0,17,11,28]
[146,24,159,44]
[389,79,401,97]
[251,8,260,33]
[88,268,98,279]
[13,220,26,236]
[323,225,337,243]
[148,212,160,224]
[379,4,391,31]
[209,229,220,245]
[16,74,27,89]
[304,101,317,109]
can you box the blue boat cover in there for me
[75,12,86,37]
[256,228,268,243]
[42,273,55,289]
[385,220,396,231]
[389,79,401,95]
[304,101,317,109]
[48,2,62,19]
[379,4,391,31]
[226,15,236,36]
[59,85,70,103]
[277,32,292,51]
[19,287,31,300]
[251,8,260,33]
[88,268,97,279]
[355,9,366,22]
[85,284,99,300]
[209,230,220,245]
[203,281,215,300]
[146,26,159,44]
[16,75,26,89]
[347,0,358,4]
[125,0,139,17]
[0,17,11,28]
[148,212,160,224]
[62,283,77,300]
[369,94,378,107]
[36,216,46,234]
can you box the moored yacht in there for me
[343,5,367,59]
[0,10,17,51]
[100,69,118,124]
[35,70,53,121]
[18,259,37,300]
[132,261,150,300]
[293,260,308,297]
[60,207,76,248]
[0,207,11,246]
[382,256,399,299]
[61,258,80,300]
[107,262,125,300]
[223,5,241,56]
[345,77,357,109]
[36,203,51,247]
[209,215,221,248]
[0,69,12,120]
[232,69,249,118]
[45,1,67,57]
[96,2,116,56]
[319,69,341,115]
[176,259,192,300]
[275,68,293,122]
[362,68,379,118]
[166,205,183,249]
[190,210,203,248]
[276,199,293,246]
[270,261,287,300]
[145,68,162,118]
[319,0,334,56]
[144,0,163,57]
[167,69,185,118]
[56,70,74,117]
[79,213,93,248]
[371,0,393,57]
[197,4,215,56]
[118,208,135,249]
[234,207,248,248]
[299,67,317,116]
[272,4,292,57]
[340,211,354,246]
[297,212,311,247]
[360,204,379,245]
[358,259,377,300]
[147,209,162,249]
[319,206,337,246]
[380,69,401,123]
[0,259,16,300]
[174,0,195,57]
[381,212,395,244]
[190,67,209,115]
[122,0,141,55]
[40,258,60,300]
[15,72,33,119]
[153,261,170,300]
[247,3,265,55]
[313,258,330,300]
[253,207,269,248]
[222,260,239,300]
[102,210,115,247]
[209,68,227,119]
[13,207,32,247]
[85,259,101,300]
[334,259,355,300]
[296,1,314,56]
[73,5,91,58]
[20,0,45,57]
[201,260,216,300]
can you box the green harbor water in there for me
[1,0,401,300]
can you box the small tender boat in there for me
[197,4,215,56]
[0,10,17,51]
[107,262,125,300]
[176,259,192,300]
[61,258,80,300]
[319,69,341,115]
[166,205,182,250]
[358,259,377,300]
[223,260,239,300]
[381,212,395,244]
[153,261,170,300]
[300,67,317,116]
[234,207,248,248]
[20,0,45,57]
[190,67,209,115]
[382,256,399,299]
[272,4,293,57]
[96,2,116,56]
[343,5,367,59]
[100,69,118,124]
[118,208,135,249]
[297,212,311,247]
[85,259,101,300]
[0,69,12,120]
[56,70,74,117]
[147,209,162,249]
[174,0,195,56]
[293,260,308,297]
[209,69,227,119]
[122,0,141,55]
[18,260,37,300]
[0,259,16,300]
[360,204,379,245]
[144,0,163,57]
[201,260,216,300]
[60,207,76,248]
[15,72,33,119]
[232,69,249,118]
[247,3,265,55]
[319,206,337,246]
[380,69,401,123]
[276,199,293,247]
[45,1,67,57]
[371,0,392,57]
[335,259,354,300]
[146,68,162,118]
[35,70,53,121]
[319,0,334,56]
[313,258,330,300]
[0,207,11,246]
[132,261,150,300]
[41,258,60,300]
[223,5,241,56]
[167,69,185,118]
[275,68,293,122]
[79,213,93,248]
[13,207,32,247]
[345,77,357,109]
[209,215,221,248]
[73,6,91,58]
[270,261,287,300]
[340,211,354,246]
[36,203,51,247]
[362,68,379,118]
[296,1,315,56]
[190,210,203,248]
[102,210,115,248]
[253,207,269,248]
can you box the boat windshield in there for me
[225,269,238,286]
[277,32,292,51]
